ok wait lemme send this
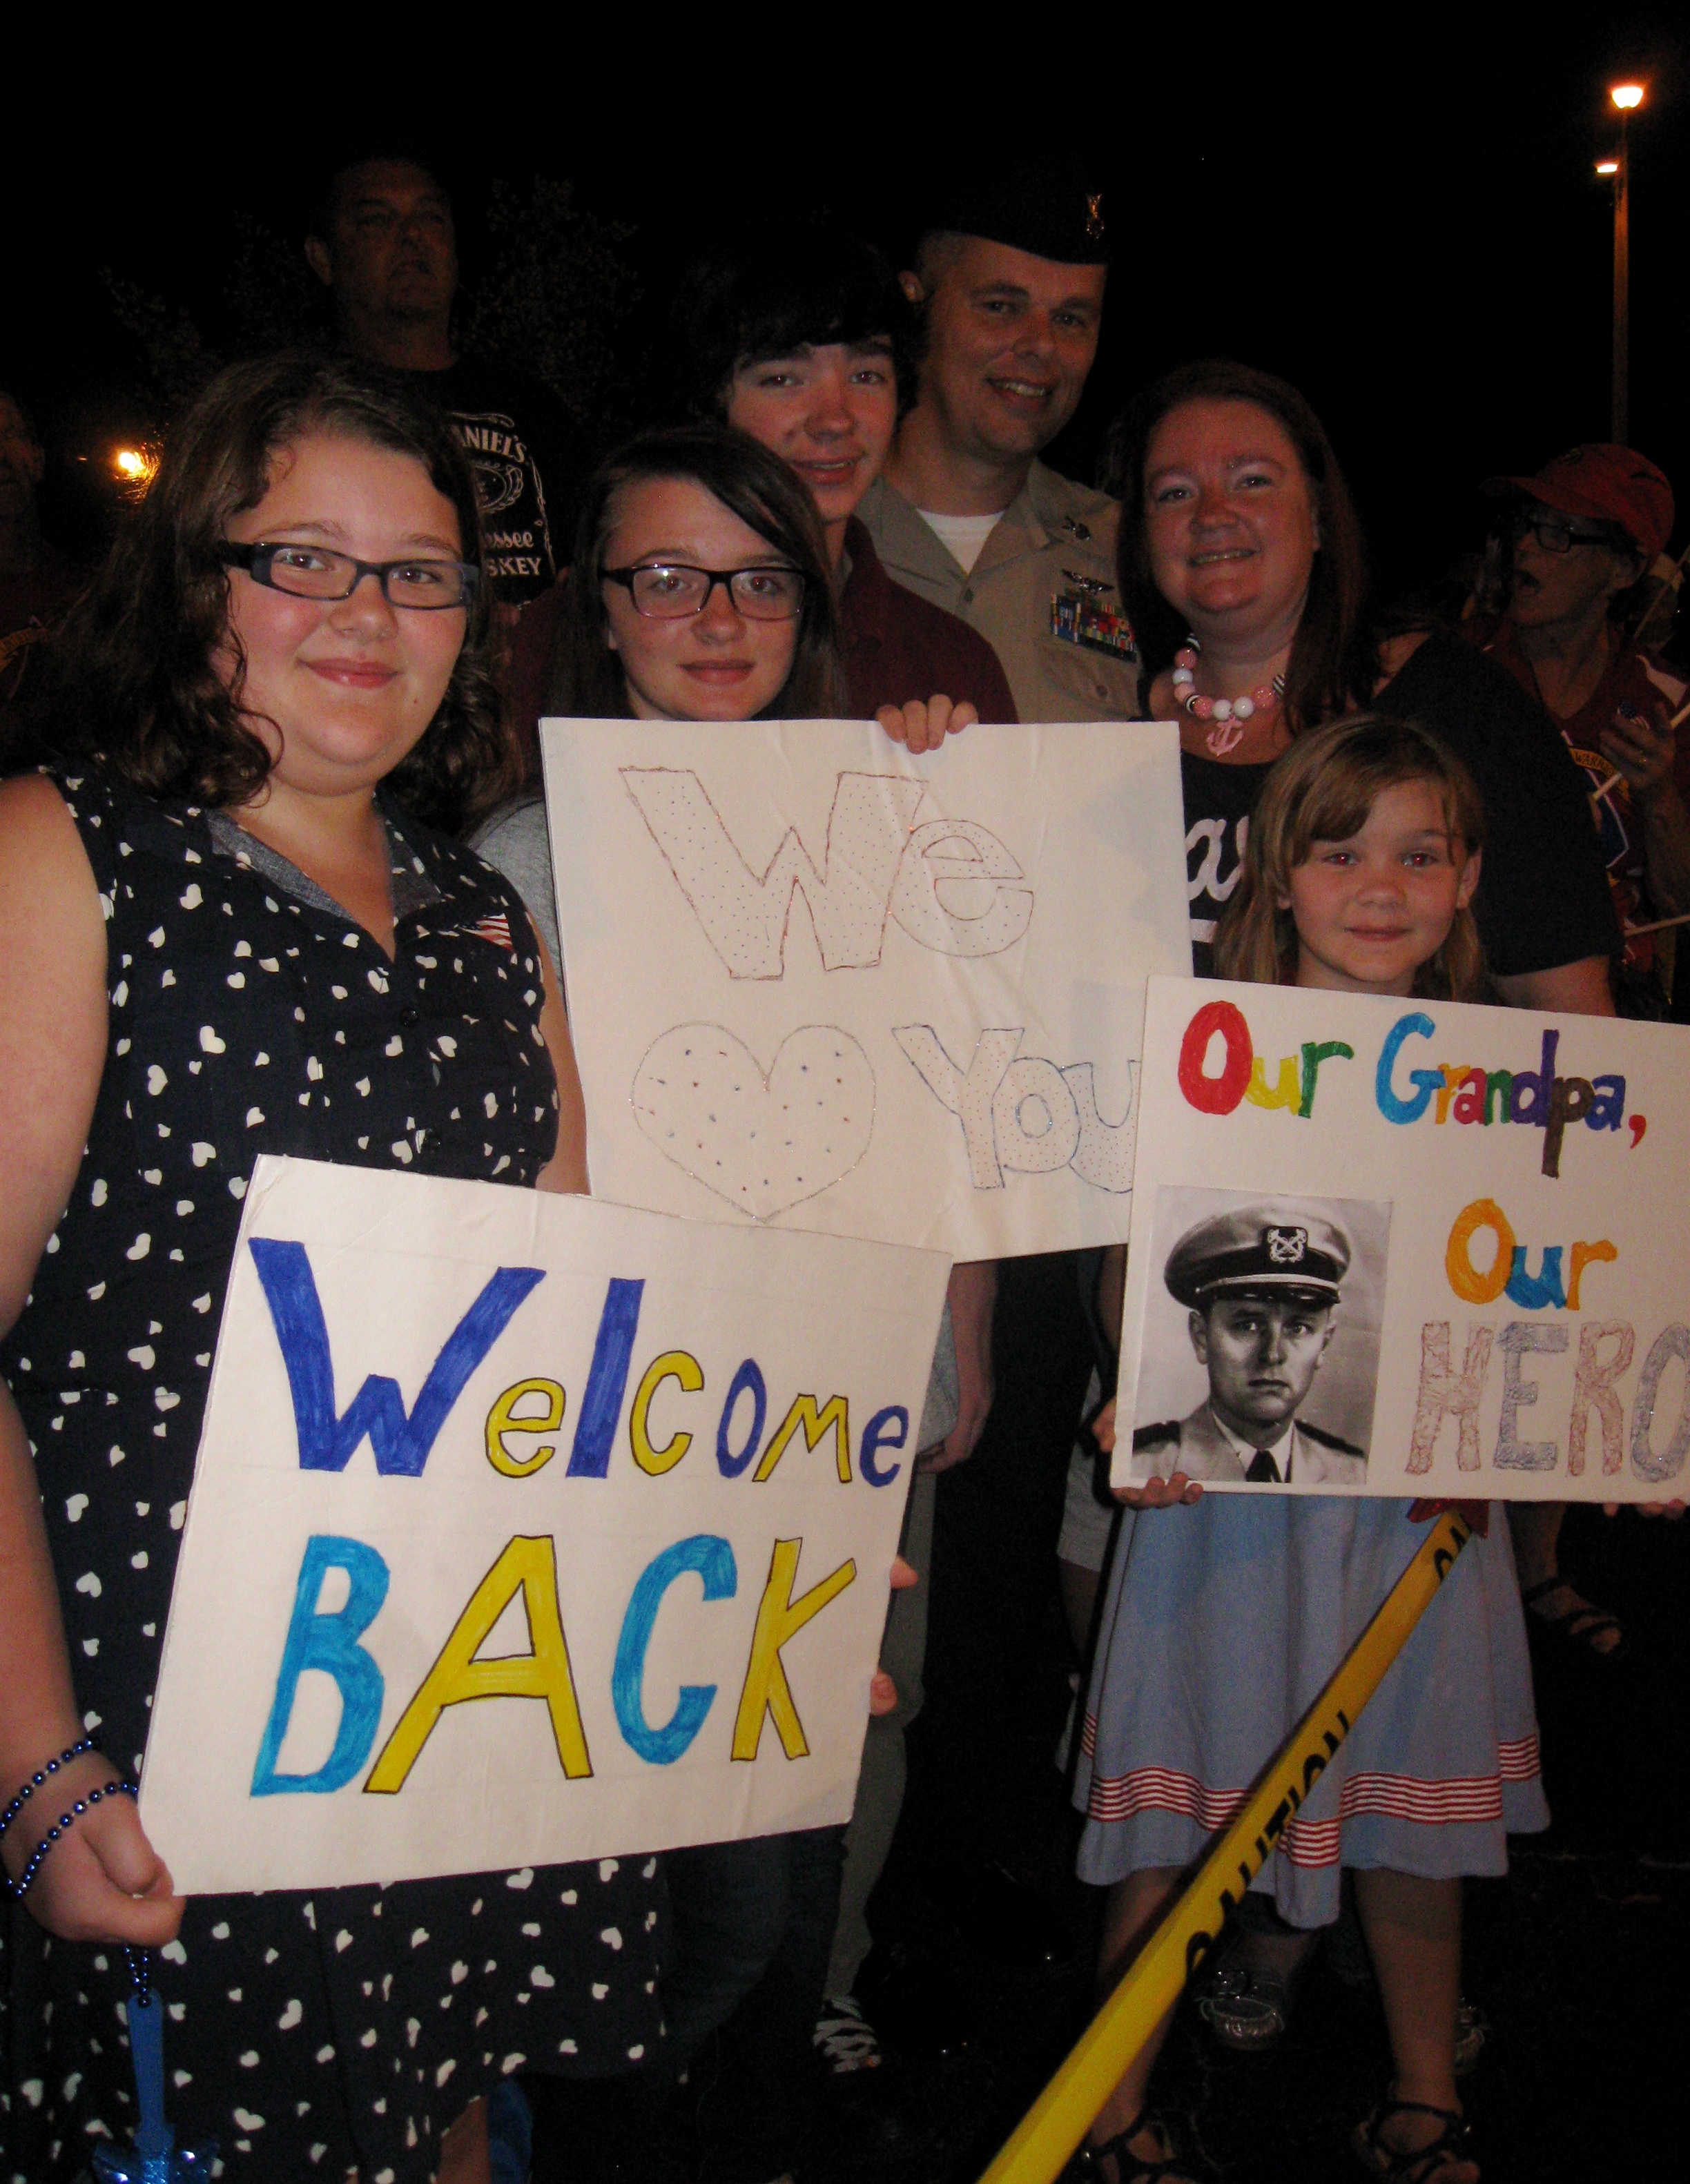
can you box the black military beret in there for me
[918,159,1109,267]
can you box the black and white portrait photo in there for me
[1127,1187,1392,1488]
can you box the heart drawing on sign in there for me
[631,1024,875,1222]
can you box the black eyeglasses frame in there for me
[219,540,480,610]
[1509,512,1620,558]
[600,562,808,621]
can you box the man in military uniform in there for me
[857,162,1140,725]
[1133,1206,1367,1485]
[871,165,1137,1961]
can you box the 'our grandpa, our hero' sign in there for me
[541,719,1190,1260]
[142,1157,948,1894]
[1115,977,1689,1501]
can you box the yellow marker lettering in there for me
[1445,1197,1514,1305]
[1566,1239,1618,1312]
[730,1537,855,1762]
[485,1378,565,1477]
[365,1535,592,1793]
[629,1349,703,1475]
[754,1394,852,1484]
[1244,1053,1301,1111]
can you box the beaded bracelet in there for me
[6,1780,135,1900]
[0,1738,97,1842]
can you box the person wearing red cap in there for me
[1472,443,1689,1015]
[1467,445,1687,1668]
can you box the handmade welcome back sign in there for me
[541,720,1190,1257]
[1115,976,1689,1501]
[142,1156,949,1893]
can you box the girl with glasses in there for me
[474,423,845,972]
[476,422,944,2184]
[0,354,664,2183]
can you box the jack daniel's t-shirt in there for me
[398,359,588,605]
[1181,748,1272,977]
[1178,632,1618,982]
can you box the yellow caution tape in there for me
[978,1508,1475,2184]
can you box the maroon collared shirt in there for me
[841,518,1018,722]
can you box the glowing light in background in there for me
[1595,159,1620,176]
[1609,84,1644,111]
[113,446,159,489]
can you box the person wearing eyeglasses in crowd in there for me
[476,423,853,971]
[0,353,670,2184]
[1463,445,1688,1670]
[474,422,950,2184]
[1469,445,1689,1017]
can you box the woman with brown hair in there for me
[1107,358,1615,1004]
[0,353,662,2181]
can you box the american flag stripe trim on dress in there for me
[1084,1735,1542,1864]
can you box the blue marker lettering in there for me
[716,1359,768,1478]
[252,1534,389,1795]
[1375,1012,1441,1124]
[250,1239,543,1477]
[859,1405,909,1488]
[566,1278,645,1477]
[612,1534,737,1765]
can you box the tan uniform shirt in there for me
[856,465,1143,725]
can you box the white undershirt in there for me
[916,507,1005,576]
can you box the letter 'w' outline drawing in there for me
[621,767,928,978]
[250,1238,544,1476]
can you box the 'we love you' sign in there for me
[541,719,1192,1258]
[142,1157,948,1893]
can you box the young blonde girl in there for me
[1074,716,1545,2184]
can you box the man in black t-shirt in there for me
[304,153,584,607]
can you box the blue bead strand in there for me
[0,1737,97,1840]
[6,1780,135,1898]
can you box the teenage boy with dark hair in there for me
[668,213,1017,734]
[666,215,1008,2123]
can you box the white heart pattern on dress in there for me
[632,1023,875,1222]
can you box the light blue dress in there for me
[1073,1494,1549,1927]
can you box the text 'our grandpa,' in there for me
[1177,999,1640,1178]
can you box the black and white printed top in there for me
[1,763,663,2183]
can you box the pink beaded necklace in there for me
[1171,638,1287,757]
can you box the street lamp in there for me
[1606,82,1646,441]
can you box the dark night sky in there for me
[6,25,1687,605]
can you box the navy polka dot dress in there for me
[1,765,664,2183]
